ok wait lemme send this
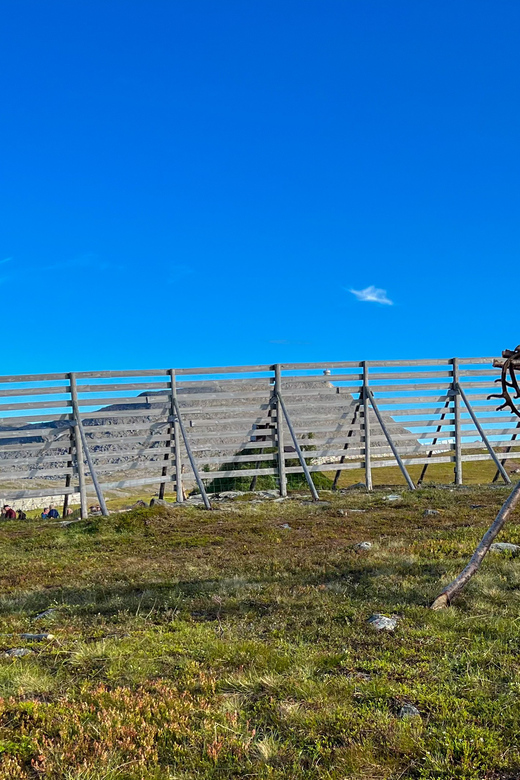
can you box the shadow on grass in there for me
[0,557,452,620]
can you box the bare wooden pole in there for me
[70,373,109,516]
[363,361,373,491]
[457,383,511,485]
[452,358,463,486]
[276,391,319,501]
[69,373,88,518]
[171,396,211,509]
[274,364,287,497]
[431,479,520,609]
[365,387,416,490]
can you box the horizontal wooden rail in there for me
[0,357,516,501]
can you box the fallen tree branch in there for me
[431,480,520,609]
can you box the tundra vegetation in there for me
[0,482,519,779]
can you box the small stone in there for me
[58,519,83,527]
[34,609,57,621]
[399,703,421,719]
[20,633,54,641]
[131,500,148,508]
[351,671,371,681]
[471,504,483,508]
[355,541,372,551]
[5,648,33,658]
[423,509,439,517]
[347,482,366,490]
[149,498,176,508]
[254,490,280,499]
[217,491,243,499]
[490,542,520,554]
[367,614,398,631]
[349,509,366,513]
[385,494,402,501]
[337,509,348,517]
[280,523,292,530]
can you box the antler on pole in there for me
[488,345,520,418]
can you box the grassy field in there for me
[1,485,520,778]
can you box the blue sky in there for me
[2,0,519,374]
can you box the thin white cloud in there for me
[0,257,12,265]
[348,285,393,305]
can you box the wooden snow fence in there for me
[0,358,518,515]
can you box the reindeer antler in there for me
[488,345,520,418]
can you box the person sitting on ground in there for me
[41,507,49,519]
[3,505,16,520]
[17,509,27,521]
[47,506,60,519]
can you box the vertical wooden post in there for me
[70,372,108,516]
[170,370,183,503]
[70,373,88,518]
[363,361,373,491]
[452,358,463,485]
[62,426,74,517]
[158,370,183,501]
[274,364,287,497]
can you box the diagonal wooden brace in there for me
[171,397,212,509]
[276,391,319,501]
[365,387,416,490]
[456,383,511,485]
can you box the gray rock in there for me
[131,500,148,508]
[336,509,348,517]
[58,519,84,527]
[20,633,54,641]
[355,541,372,551]
[385,494,402,502]
[34,609,57,621]
[280,523,292,530]
[5,648,33,657]
[423,509,439,517]
[398,703,421,719]
[149,498,177,508]
[217,491,243,500]
[490,542,520,554]
[349,509,366,513]
[367,614,398,631]
[347,482,367,490]
[254,490,280,499]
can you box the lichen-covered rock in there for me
[367,614,398,631]
[5,648,33,657]
[490,542,520,554]
[355,541,372,551]
[399,703,421,719]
